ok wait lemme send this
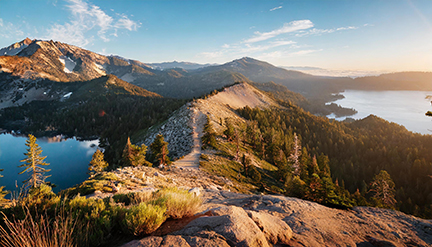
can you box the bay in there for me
[327,90,432,135]
[0,133,98,195]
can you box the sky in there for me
[1,0,432,72]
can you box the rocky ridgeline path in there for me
[123,84,432,246]
[172,108,206,168]
[146,82,277,168]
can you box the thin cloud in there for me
[260,49,322,58]
[45,0,140,46]
[295,26,358,37]
[244,20,314,43]
[115,14,139,31]
[241,40,295,53]
[270,6,283,11]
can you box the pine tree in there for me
[122,137,133,166]
[122,137,152,167]
[19,134,50,189]
[369,170,397,208]
[223,118,235,142]
[89,149,108,175]
[202,116,217,149]
[288,133,301,176]
[150,134,170,166]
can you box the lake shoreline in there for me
[326,90,432,135]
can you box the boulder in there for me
[175,206,270,247]
[121,236,163,247]
[160,235,190,247]
[121,235,230,247]
[246,210,293,245]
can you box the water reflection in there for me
[0,133,99,195]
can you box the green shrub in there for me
[112,193,134,205]
[152,187,202,219]
[123,203,166,236]
[60,173,119,197]
[67,195,116,245]
[112,191,152,206]
[20,184,60,211]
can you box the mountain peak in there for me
[0,38,35,56]
[23,37,33,45]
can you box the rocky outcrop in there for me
[142,104,194,159]
[121,189,432,247]
[174,205,272,247]
[142,83,276,162]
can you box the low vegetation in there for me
[0,187,202,246]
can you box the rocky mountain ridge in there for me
[115,81,432,246]
[0,39,253,102]
[140,82,276,160]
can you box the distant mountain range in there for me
[1,38,432,109]
[147,61,217,70]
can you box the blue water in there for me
[0,133,98,195]
[327,90,432,135]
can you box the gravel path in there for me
[173,109,206,168]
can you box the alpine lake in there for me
[327,90,432,135]
[0,133,98,196]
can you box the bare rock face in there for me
[175,205,271,247]
[121,235,230,247]
[142,104,194,159]
[120,189,432,247]
[122,236,163,247]
[246,210,292,245]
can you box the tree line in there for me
[237,104,432,217]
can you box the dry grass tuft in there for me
[123,203,166,236]
[153,187,202,219]
[0,208,78,247]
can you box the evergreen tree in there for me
[122,137,152,167]
[369,170,397,208]
[202,116,217,149]
[150,134,170,166]
[241,154,251,176]
[223,118,235,142]
[19,134,50,189]
[89,149,108,175]
[288,133,301,176]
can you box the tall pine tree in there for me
[150,134,170,166]
[19,134,50,189]
[89,149,108,175]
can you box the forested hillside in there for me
[0,75,186,165]
[236,99,432,217]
